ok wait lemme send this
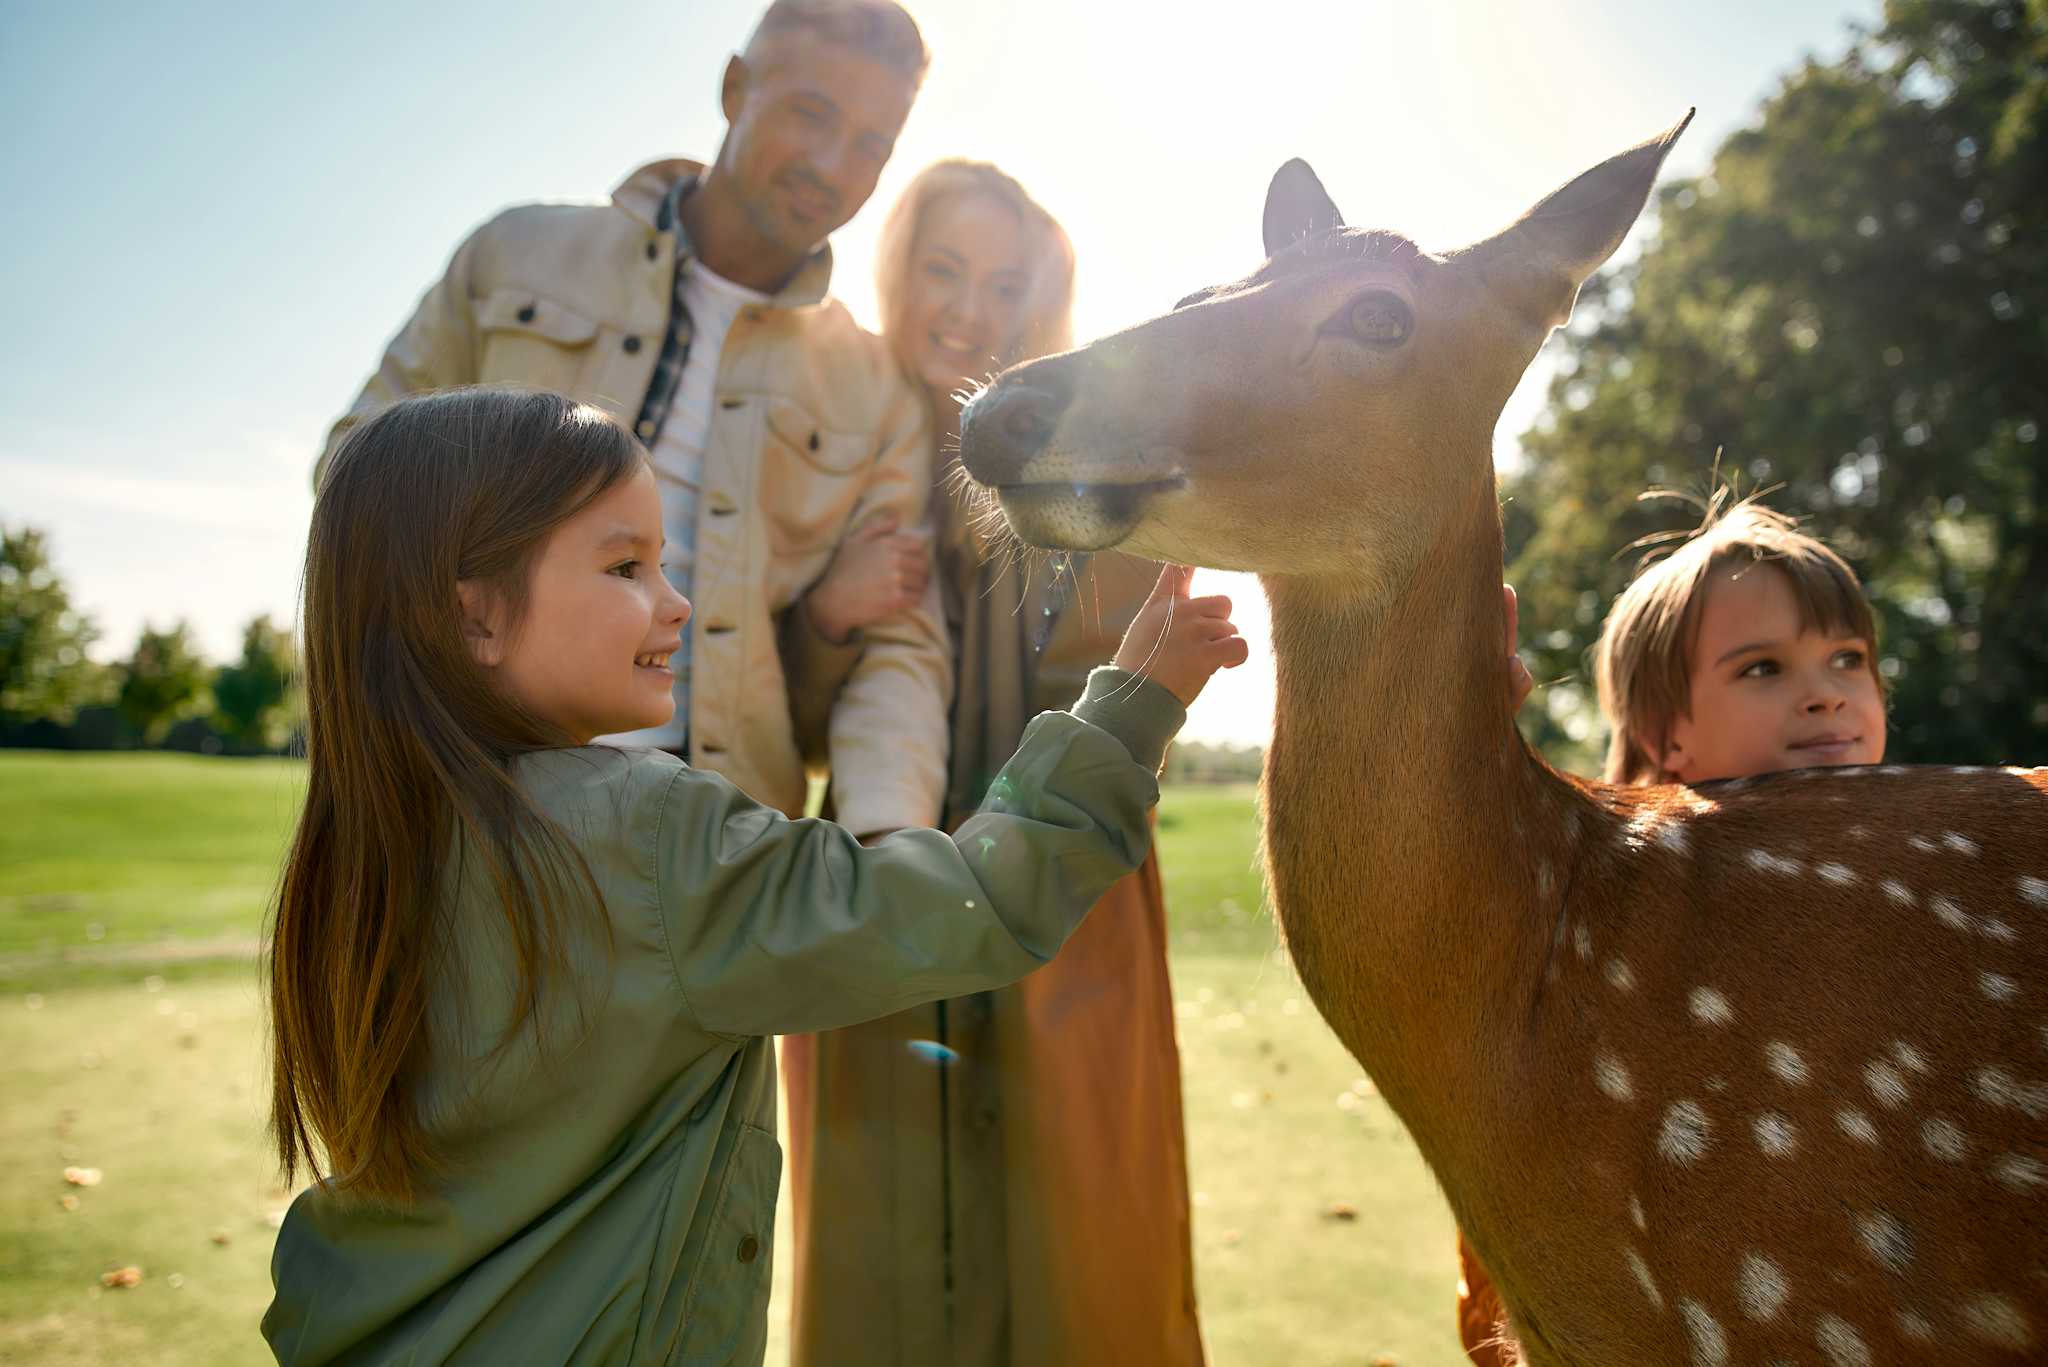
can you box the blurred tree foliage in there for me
[117,621,212,745]
[0,525,111,724]
[1505,0,2046,771]
[211,614,299,752]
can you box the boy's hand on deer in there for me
[806,512,932,644]
[1504,584,1534,713]
[1114,564,1249,706]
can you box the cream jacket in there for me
[319,159,949,834]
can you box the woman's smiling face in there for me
[1660,563,1886,783]
[896,191,1032,399]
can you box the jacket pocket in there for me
[758,397,871,554]
[673,1121,781,1365]
[476,287,600,391]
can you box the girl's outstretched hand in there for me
[1112,564,1249,706]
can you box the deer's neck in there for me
[1260,477,1585,1154]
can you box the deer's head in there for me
[960,114,1691,587]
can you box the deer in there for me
[957,112,2048,1366]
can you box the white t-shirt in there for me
[605,259,771,751]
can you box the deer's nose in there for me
[959,363,1075,481]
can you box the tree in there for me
[117,622,212,744]
[212,615,298,752]
[1506,0,2047,769]
[0,525,110,725]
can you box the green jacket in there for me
[263,670,1181,1366]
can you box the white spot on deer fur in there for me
[1657,824,1692,856]
[1690,987,1734,1026]
[1896,1309,1936,1343]
[1846,824,1870,839]
[1982,917,2018,943]
[1626,1247,1662,1310]
[1992,1153,2047,1191]
[1629,1195,1646,1231]
[1737,1251,1789,1321]
[1706,1075,1728,1093]
[1816,861,1859,886]
[1573,925,1593,960]
[2020,875,2048,907]
[1856,1210,1913,1273]
[1837,1108,1880,1145]
[1766,1042,1809,1086]
[1908,835,1938,854]
[1747,849,1803,876]
[1660,1100,1713,1164]
[1973,1067,2048,1117]
[1891,1041,1930,1075]
[1943,831,1982,855]
[1865,1059,1910,1108]
[1980,972,2020,1003]
[1679,1298,1728,1366]
[1815,1314,1872,1367]
[1606,960,1637,992]
[1931,895,1972,931]
[1881,765,1909,776]
[1880,879,1915,906]
[1960,1293,2033,1351]
[1922,1117,1968,1162]
[1754,1112,1799,1157]
[1594,1052,1633,1101]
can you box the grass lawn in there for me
[0,754,1464,1366]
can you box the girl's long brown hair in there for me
[270,387,642,1205]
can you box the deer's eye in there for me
[1343,291,1413,347]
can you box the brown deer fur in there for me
[960,115,2048,1366]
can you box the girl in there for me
[777,160,1205,1367]
[262,386,1245,1365]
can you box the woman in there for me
[779,160,1206,1367]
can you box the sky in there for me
[2,0,1879,745]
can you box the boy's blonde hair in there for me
[1594,494,1884,785]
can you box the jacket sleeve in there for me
[651,669,1182,1037]
[776,592,866,771]
[313,221,491,490]
[820,381,954,836]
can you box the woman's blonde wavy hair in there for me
[873,158,1076,396]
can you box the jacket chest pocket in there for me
[476,288,599,394]
[757,398,871,556]
[674,1120,781,1364]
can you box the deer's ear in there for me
[1465,110,1693,331]
[1263,159,1345,258]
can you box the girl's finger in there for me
[1184,594,1233,618]
[1145,562,1195,604]
[856,511,902,541]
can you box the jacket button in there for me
[622,335,642,354]
[645,240,659,261]
[636,420,655,440]
[515,304,536,323]
[737,1235,759,1264]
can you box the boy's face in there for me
[464,466,692,745]
[1662,564,1886,784]
[717,33,917,257]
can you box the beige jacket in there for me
[320,159,949,834]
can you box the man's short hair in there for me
[746,0,930,81]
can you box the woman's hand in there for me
[1113,564,1249,706]
[805,513,932,644]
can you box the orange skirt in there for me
[782,850,1205,1367]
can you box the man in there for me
[319,0,946,837]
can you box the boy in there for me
[1459,496,1885,1364]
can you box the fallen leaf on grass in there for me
[59,1195,79,1212]
[1321,1202,1358,1222]
[210,1230,232,1247]
[63,1166,103,1187]
[100,1266,142,1289]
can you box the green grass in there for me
[0,754,1464,1367]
